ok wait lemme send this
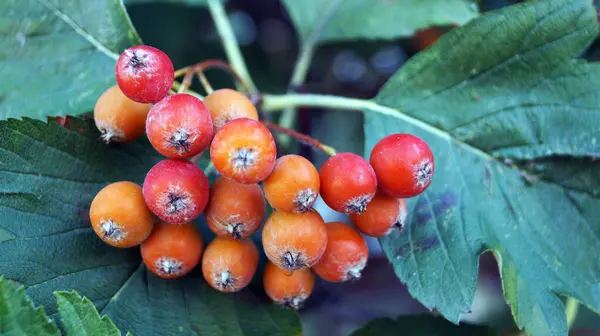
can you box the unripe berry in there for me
[210,118,276,184]
[262,210,327,272]
[203,88,259,133]
[263,261,315,309]
[146,93,213,159]
[94,85,151,143]
[143,159,209,224]
[263,154,319,213]
[349,191,407,237]
[204,176,266,239]
[370,134,434,198]
[202,237,259,293]
[313,222,369,283]
[319,153,377,214]
[141,221,204,279]
[90,181,155,248]
[115,45,174,103]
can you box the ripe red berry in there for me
[210,118,276,184]
[203,88,259,133]
[370,134,434,198]
[115,45,174,103]
[319,152,377,214]
[146,93,213,159]
[94,85,151,143]
[143,159,209,224]
[263,261,315,309]
[312,222,369,283]
[349,191,407,237]
[263,154,320,213]
[202,237,259,293]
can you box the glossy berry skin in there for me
[263,155,319,213]
[319,152,377,214]
[146,93,213,159]
[203,89,259,133]
[115,45,174,103]
[262,210,327,272]
[204,176,266,239]
[90,181,155,248]
[202,237,259,293]
[263,261,315,309]
[370,134,434,198]
[313,222,369,283]
[94,85,152,143]
[349,191,407,237]
[141,221,204,279]
[143,159,209,224]
[210,118,276,184]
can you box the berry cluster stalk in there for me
[262,120,337,157]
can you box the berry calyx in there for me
[115,45,174,103]
[319,152,377,214]
[141,221,204,279]
[263,261,315,310]
[202,237,259,293]
[142,159,209,224]
[204,176,266,239]
[203,88,259,133]
[263,154,320,213]
[312,222,369,283]
[349,191,407,237]
[370,134,434,198]
[94,85,151,143]
[89,181,155,248]
[210,118,277,184]
[262,210,328,272]
[146,93,213,159]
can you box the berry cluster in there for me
[90,45,434,309]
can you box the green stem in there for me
[207,0,258,94]
[171,81,204,99]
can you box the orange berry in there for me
[94,85,151,143]
[141,221,204,279]
[313,222,369,283]
[202,237,259,292]
[204,176,266,239]
[203,88,259,133]
[263,154,320,213]
[349,191,407,237]
[90,181,155,248]
[262,210,327,272]
[263,261,315,309]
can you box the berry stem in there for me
[262,120,337,157]
[171,81,204,99]
[175,60,251,96]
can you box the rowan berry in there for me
[94,85,151,143]
[210,118,276,184]
[263,154,319,213]
[141,221,204,279]
[262,210,327,272]
[313,222,369,283]
[349,191,407,237]
[90,181,155,248]
[263,261,315,309]
[142,159,209,224]
[203,88,259,133]
[202,237,259,293]
[115,45,174,103]
[319,152,377,214]
[146,93,213,159]
[204,176,265,239]
[370,134,434,198]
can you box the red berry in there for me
[319,153,377,214]
[349,191,407,237]
[143,159,209,224]
[115,45,174,103]
[146,93,213,159]
[370,134,434,198]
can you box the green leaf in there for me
[351,315,498,336]
[281,0,478,42]
[0,0,141,119]
[56,291,122,336]
[125,0,214,5]
[0,277,59,336]
[363,1,600,335]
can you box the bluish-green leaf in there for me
[351,315,498,336]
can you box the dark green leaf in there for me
[56,291,122,336]
[351,315,498,336]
